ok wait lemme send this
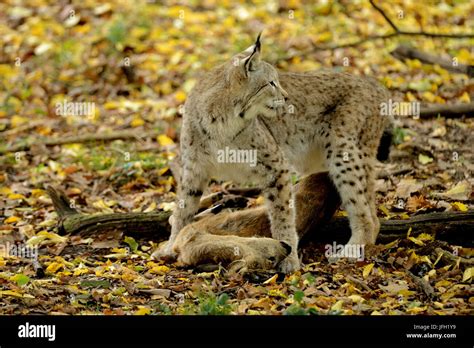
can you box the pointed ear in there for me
[280,241,292,256]
[243,33,262,77]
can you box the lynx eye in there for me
[268,256,276,262]
[269,81,276,87]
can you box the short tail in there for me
[377,115,394,161]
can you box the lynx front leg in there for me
[152,166,207,261]
[263,169,300,273]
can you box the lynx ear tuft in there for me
[254,32,262,52]
[243,33,262,76]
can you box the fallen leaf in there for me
[396,179,423,199]
[462,268,473,282]
[451,202,468,212]
[418,154,433,165]
[362,263,374,279]
[157,134,174,147]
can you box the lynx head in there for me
[227,34,288,120]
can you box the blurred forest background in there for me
[0,0,473,315]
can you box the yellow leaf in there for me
[371,310,383,315]
[451,202,468,212]
[398,289,416,297]
[435,280,451,288]
[0,290,24,298]
[462,267,473,282]
[262,273,279,285]
[0,187,12,196]
[157,134,174,147]
[457,48,472,63]
[406,306,427,314]
[46,262,64,274]
[458,92,470,103]
[406,59,422,69]
[268,289,286,298]
[103,101,119,110]
[8,193,26,200]
[408,236,424,246]
[441,181,471,201]
[405,92,417,102]
[158,166,169,176]
[149,265,170,274]
[317,31,333,43]
[175,90,187,103]
[417,233,434,242]
[362,263,374,279]
[348,294,365,303]
[73,268,89,276]
[331,300,344,311]
[143,201,157,213]
[422,91,436,103]
[31,189,46,197]
[5,216,20,224]
[418,154,433,165]
[159,202,176,211]
[383,239,399,249]
[130,117,145,127]
[134,306,152,315]
[11,115,28,128]
[27,231,67,246]
[379,204,391,218]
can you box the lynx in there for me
[153,34,391,273]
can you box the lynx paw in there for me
[151,241,177,262]
[278,254,300,274]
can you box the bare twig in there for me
[346,275,372,292]
[434,247,474,266]
[369,0,474,39]
[278,1,474,61]
[0,130,162,155]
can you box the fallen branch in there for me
[419,103,474,119]
[320,211,474,247]
[391,45,474,77]
[46,174,474,247]
[434,247,474,266]
[0,130,162,155]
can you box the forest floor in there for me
[0,1,473,315]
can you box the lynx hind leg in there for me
[365,159,380,243]
[325,138,375,246]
